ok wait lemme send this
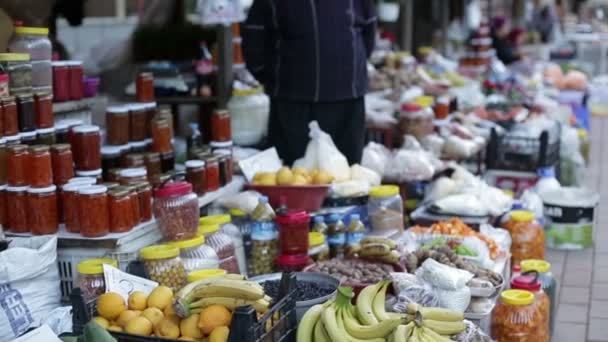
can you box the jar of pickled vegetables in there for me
[28,145,53,188]
[198,223,239,274]
[6,185,29,232]
[168,236,221,272]
[502,211,545,266]
[511,274,550,341]
[309,232,330,262]
[153,181,199,241]
[108,189,134,233]
[78,185,109,237]
[491,290,546,341]
[77,258,118,302]
[140,245,187,292]
[249,220,278,276]
[521,259,557,333]
[27,185,58,235]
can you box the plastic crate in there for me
[71,272,298,342]
[485,123,561,173]
[484,169,538,197]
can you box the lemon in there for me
[124,316,153,336]
[97,293,126,320]
[147,286,173,310]
[128,291,148,311]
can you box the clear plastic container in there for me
[8,27,52,60]
[346,214,366,246]
[502,211,545,266]
[168,235,220,272]
[77,258,117,302]
[277,210,310,255]
[308,232,330,262]
[230,208,251,274]
[249,220,278,276]
[198,223,240,274]
[491,290,546,341]
[326,214,346,259]
[200,214,247,274]
[511,274,550,341]
[31,60,52,93]
[140,245,187,292]
[227,87,270,146]
[153,181,199,241]
[521,260,557,334]
[368,185,404,234]
[0,53,32,95]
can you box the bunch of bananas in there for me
[350,237,401,264]
[296,281,466,342]
[173,274,271,318]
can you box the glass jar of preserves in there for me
[249,220,278,276]
[119,168,147,185]
[511,274,550,341]
[0,141,6,185]
[36,127,55,145]
[6,185,29,233]
[136,72,155,103]
[129,103,148,142]
[210,141,233,154]
[204,155,220,192]
[101,146,123,181]
[122,185,141,226]
[276,254,311,272]
[144,152,161,184]
[17,93,36,132]
[129,140,147,153]
[153,181,199,241]
[277,210,310,255]
[309,232,330,262]
[62,182,85,233]
[72,125,101,171]
[77,258,117,302]
[151,117,172,153]
[521,260,557,333]
[491,290,546,341]
[7,144,29,186]
[19,131,36,145]
[108,189,134,233]
[141,102,156,138]
[502,211,545,266]
[135,182,153,222]
[34,92,53,128]
[2,96,18,136]
[215,149,233,184]
[123,153,145,168]
[67,61,83,100]
[0,53,32,95]
[211,109,231,142]
[76,169,102,184]
[198,223,240,273]
[27,185,58,235]
[0,185,6,228]
[106,105,130,145]
[168,236,221,272]
[78,185,109,237]
[160,151,175,173]
[52,61,69,102]
[368,185,404,234]
[140,245,187,292]
[185,160,206,196]
[28,145,53,188]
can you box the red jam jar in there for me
[51,144,74,185]
[27,185,58,235]
[34,92,53,128]
[185,160,206,196]
[67,61,84,101]
[106,105,130,145]
[277,210,311,255]
[6,185,29,233]
[108,188,134,233]
[204,155,220,192]
[135,182,153,222]
[129,103,148,142]
[2,96,18,136]
[78,185,109,237]
[52,61,69,102]
[119,168,147,185]
[7,144,29,186]
[275,254,312,272]
[136,72,155,102]
[62,182,87,233]
[72,125,101,171]
[28,145,53,188]
[211,109,231,142]
[151,116,172,153]
[123,185,141,225]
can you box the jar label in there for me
[251,221,278,241]
[328,233,346,246]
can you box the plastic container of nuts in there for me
[197,223,240,274]
[153,180,199,241]
[139,245,188,292]
[76,258,117,302]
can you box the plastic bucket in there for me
[542,187,599,250]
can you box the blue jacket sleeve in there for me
[242,0,276,85]
[362,0,377,58]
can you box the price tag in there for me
[238,148,283,183]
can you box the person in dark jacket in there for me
[490,16,521,65]
[242,0,377,165]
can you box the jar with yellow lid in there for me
[491,289,546,341]
[198,223,239,274]
[167,235,220,272]
[502,210,545,266]
[521,259,556,333]
[0,53,32,95]
[76,258,118,302]
[139,245,187,291]
[187,268,227,283]
[308,232,330,262]
[368,185,404,234]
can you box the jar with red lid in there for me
[204,155,220,192]
[78,185,109,237]
[67,61,83,100]
[62,182,86,233]
[19,131,36,145]
[160,151,174,173]
[2,96,18,136]
[72,125,101,171]
[34,92,53,128]
[129,103,148,142]
[7,144,29,186]
[108,188,134,233]
[17,93,36,132]
[106,105,130,145]
[101,146,123,181]
[36,127,55,145]
[27,185,58,235]
[277,211,310,255]
[276,254,311,272]
[185,160,206,196]
[76,169,103,183]
[211,110,231,142]
[28,145,52,188]
[151,117,172,153]
[144,152,161,184]
[143,102,156,138]
[0,185,6,228]
[0,139,7,184]
[153,181,199,241]
[119,168,147,185]
[52,61,69,102]
[135,182,153,222]
[511,273,550,341]
[6,185,28,232]
[136,72,155,102]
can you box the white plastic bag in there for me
[434,286,471,312]
[330,180,370,198]
[416,259,474,290]
[350,164,381,186]
[217,190,262,214]
[0,236,61,341]
[293,121,351,181]
[361,142,390,177]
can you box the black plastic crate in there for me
[485,123,561,173]
[71,272,297,342]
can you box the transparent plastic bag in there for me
[416,258,474,290]
[454,320,494,342]
[393,285,440,311]
[362,142,390,177]
[433,285,471,312]
[390,272,421,294]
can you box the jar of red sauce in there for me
[78,185,109,237]
[217,152,233,185]
[277,210,311,255]
[67,61,84,101]
[119,168,147,185]
[211,109,231,142]
[151,117,172,153]
[142,102,156,138]
[76,169,103,184]
[135,182,153,222]
[51,144,74,185]
[185,160,206,196]
[62,182,86,233]
[129,103,148,142]
[106,105,130,145]
[2,96,18,136]
[52,61,69,102]
[136,72,155,102]
[0,139,7,185]
[34,92,53,128]
[72,125,101,171]
[122,185,141,225]
[108,188,134,233]
[7,144,29,186]
[27,185,58,235]
[433,96,450,119]
[144,152,161,184]
[204,155,220,192]
[6,185,29,233]
[28,145,53,188]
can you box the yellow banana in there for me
[314,320,331,342]
[419,326,453,342]
[360,243,391,257]
[189,297,269,312]
[422,319,466,335]
[336,308,385,342]
[417,307,463,322]
[356,283,382,325]
[405,303,421,315]
[297,304,324,342]
[372,281,391,321]
[188,279,265,301]
[360,236,397,249]
[377,250,401,264]
[223,273,247,280]
[321,306,348,342]
[392,324,410,342]
[341,308,401,339]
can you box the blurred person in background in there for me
[491,16,523,65]
[531,0,559,42]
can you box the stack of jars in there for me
[51,60,84,102]
[276,211,312,272]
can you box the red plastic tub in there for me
[247,185,329,212]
